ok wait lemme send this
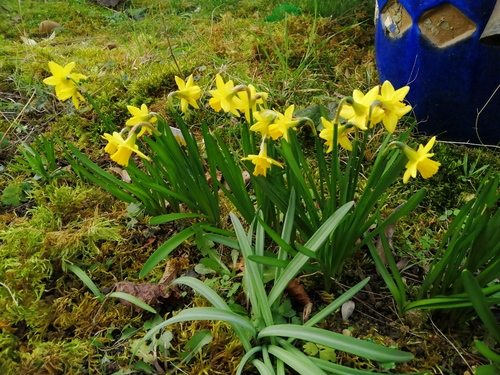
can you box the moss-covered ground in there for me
[1,0,499,374]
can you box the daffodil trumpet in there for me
[389,137,441,183]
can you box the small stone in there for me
[342,329,352,337]
[105,41,118,50]
[39,20,61,36]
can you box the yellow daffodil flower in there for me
[102,132,151,167]
[375,81,412,133]
[57,84,85,109]
[339,86,384,130]
[43,61,87,107]
[126,104,157,136]
[242,141,283,177]
[208,74,244,116]
[402,136,441,183]
[172,75,201,113]
[237,84,269,123]
[268,105,300,141]
[319,117,353,152]
[249,109,279,136]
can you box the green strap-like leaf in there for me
[108,292,157,314]
[268,201,353,306]
[130,307,256,364]
[171,277,252,352]
[65,263,104,302]
[462,269,500,342]
[259,325,413,363]
[150,213,206,225]
[267,343,327,375]
[140,227,195,277]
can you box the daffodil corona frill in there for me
[171,75,201,113]
[339,82,411,132]
[401,136,441,184]
[102,132,151,167]
[43,61,87,109]
[241,140,283,177]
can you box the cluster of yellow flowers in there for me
[43,62,440,183]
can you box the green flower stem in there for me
[234,84,256,153]
[128,121,160,137]
[298,117,316,136]
[67,76,115,131]
[81,90,115,132]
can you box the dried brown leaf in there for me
[114,281,166,312]
[286,278,312,305]
[159,259,179,286]
[109,167,131,183]
[302,302,313,323]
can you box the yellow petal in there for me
[175,76,186,90]
[48,61,65,77]
[127,105,143,117]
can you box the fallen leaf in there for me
[286,278,311,305]
[302,302,313,323]
[20,36,37,46]
[141,237,156,248]
[109,167,131,183]
[105,41,118,50]
[396,257,410,271]
[159,259,179,286]
[114,281,166,312]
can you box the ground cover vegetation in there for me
[1,0,500,374]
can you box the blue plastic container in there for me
[375,0,500,144]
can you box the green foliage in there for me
[286,0,367,18]
[65,115,222,223]
[1,182,31,206]
[133,198,413,373]
[372,172,500,317]
[0,132,9,149]
[4,0,499,371]
[11,135,66,183]
[475,340,500,375]
[66,263,157,313]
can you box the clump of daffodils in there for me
[43,61,440,182]
[317,80,439,183]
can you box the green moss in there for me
[18,339,92,374]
